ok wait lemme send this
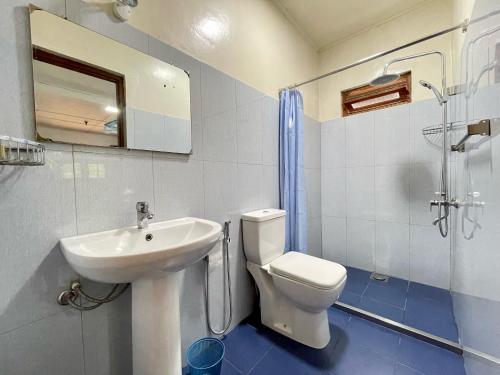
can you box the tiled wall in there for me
[320,100,451,289]
[0,0,285,373]
[126,107,191,154]
[304,117,322,258]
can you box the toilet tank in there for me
[241,209,286,265]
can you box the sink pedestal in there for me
[132,271,183,375]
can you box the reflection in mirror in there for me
[33,47,124,147]
[30,9,192,154]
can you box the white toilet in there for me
[242,209,347,349]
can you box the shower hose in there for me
[205,220,233,335]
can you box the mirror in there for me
[29,9,192,154]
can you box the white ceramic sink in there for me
[60,217,222,283]
[60,217,222,375]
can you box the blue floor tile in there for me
[343,267,371,295]
[363,277,409,308]
[346,316,401,358]
[222,323,274,373]
[397,335,465,375]
[249,344,331,374]
[331,339,396,375]
[407,282,452,306]
[339,290,362,306]
[183,359,241,375]
[222,360,244,374]
[404,296,458,342]
[359,296,405,322]
[221,312,465,375]
[393,363,425,375]
[328,306,351,328]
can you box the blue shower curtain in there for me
[279,89,307,253]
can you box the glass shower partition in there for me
[450,1,500,373]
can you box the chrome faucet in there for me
[136,201,154,229]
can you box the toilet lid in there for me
[269,251,346,290]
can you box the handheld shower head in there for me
[419,80,447,105]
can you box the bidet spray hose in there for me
[205,221,233,335]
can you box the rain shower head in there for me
[419,80,447,105]
[370,72,400,86]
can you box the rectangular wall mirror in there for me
[29,8,192,154]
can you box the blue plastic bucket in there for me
[186,338,225,375]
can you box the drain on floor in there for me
[370,272,389,282]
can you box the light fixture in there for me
[113,0,139,22]
[105,106,119,114]
[193,14,229,47]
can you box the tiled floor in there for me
[190,307,465,375]
[339,267,459,342]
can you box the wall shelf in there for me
[0,135,45,166]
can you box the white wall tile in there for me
[305,168,321,219]
[237,164,263,212]
[153,155,204,220]
[201,64,236,117]
[321,168,346,217]
[410,162,442,226]
[374,104,410,166]
[322,216,347,265]
[0,150,77,334]
[236,81,264,108]
[81,289,132,375]
[203,161,237,223]
[347,111,374,167]
[73,151,154,234]
[162,116,192,154]
[237,99,262,164]
[410,99,443,164]
[262,165,279,209]
[133,110,164,152]
[347,218,375,271]
[321,117,346,169]
[202,110,237,162]
[347,166,375,219]
[262,96,279,166]
[375,165,410,223]
[0,310,84,375]
[304,116,321,168]
[376,221,410,279]
[307,217,322,258]
[410,225,450,289]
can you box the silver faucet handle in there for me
[136,201,149,213]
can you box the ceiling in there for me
[272,0,429,51]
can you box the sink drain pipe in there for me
[205,220,233,335]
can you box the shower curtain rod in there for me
[280,9,500,92]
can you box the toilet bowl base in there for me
[261,308,331,349]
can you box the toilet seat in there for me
[269,251,346,290]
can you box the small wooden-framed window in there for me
[341,71,411,116]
